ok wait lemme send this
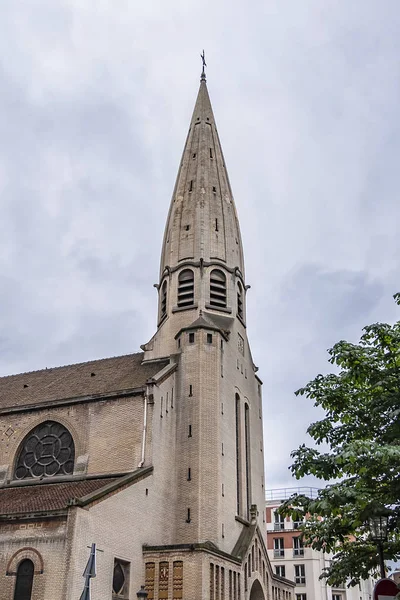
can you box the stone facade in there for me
[0,73,294,600]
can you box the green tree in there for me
[280,293,400,587]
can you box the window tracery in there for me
[14,421,75,480]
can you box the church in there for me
[0,66,294,600]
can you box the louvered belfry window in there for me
[237,282,244,319]
[14,421,75,480]
[177,269,194,307]
[210,269,227,308]
[161,280,167,317]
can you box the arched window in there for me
[235,394,242,516]
[209,269,227,308]
[13,559,34,600]
[177,269,194,307]
[237,283,244,320]
[160,280,167,318]
[244,403,251,520]
[14,421,75,480]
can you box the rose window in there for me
[14,421,75,480]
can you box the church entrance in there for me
[249,579,266,600]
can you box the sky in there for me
[0,0,399,491]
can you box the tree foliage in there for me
[280,293,400,587]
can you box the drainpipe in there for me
[138,388,149,468]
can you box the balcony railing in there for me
[265,487,320,501]
[273,549,284,558]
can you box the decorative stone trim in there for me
[6,547,44,575]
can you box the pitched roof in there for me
[0,477,117,515]
[175,311,233,340]
[0,353,168,411]
[0,467,154,516]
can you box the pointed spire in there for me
[160,67,245,280]
[190,71,215,127]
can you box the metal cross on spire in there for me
[200,50,207,81]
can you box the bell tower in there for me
[142,66,265,554]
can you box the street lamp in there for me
[136,585,148,599]
[369,514,389,579]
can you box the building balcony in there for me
[266,487,320,502]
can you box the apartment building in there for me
[266,489,375,600]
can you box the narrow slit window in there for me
[210,148,213,159]
[189,332,195,343]
[188,425,192,437]
[186,508,191,522]
[189,384,193,396]
[210,269,227,308]
[177,269,194,307]
[212,186,216,194]
[207,333,213,344]
[215,218,218,231]
[245,403,251,520]
[187,467,191,480]
[189,180,193,192]
[192,153,196,159]
[235,394,242,515]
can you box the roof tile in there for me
[0,353,168,410]
[0,478,118,515]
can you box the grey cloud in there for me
[1,0,400,493]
